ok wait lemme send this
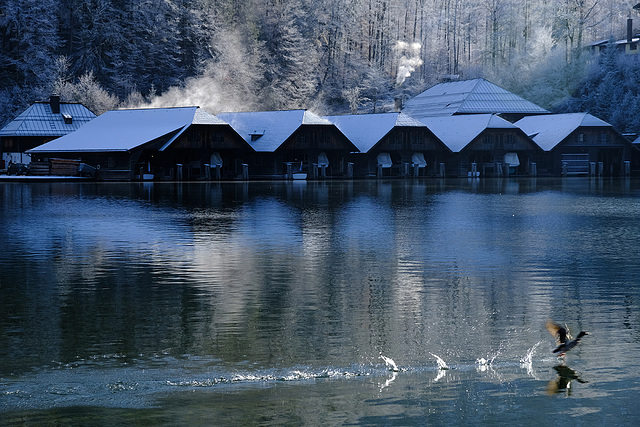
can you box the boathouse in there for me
[420,114,541,177]
[401,78,549,123]
[324,112,450,177]
[515,113,637,176]
[217,110,357,179]
[27,106,252,180]
[0,96,96,171]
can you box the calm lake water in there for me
[1,178,640,425]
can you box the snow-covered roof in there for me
[0,102,96,137]
[217,110,332,152]
[28,106,202,153]
[154,108,233,151]
[323,112,426,153]
[420,114,518,152]
[515,113,613,151]
[193,108,227,125]
[402,78,549,119]
[589,37,640,47]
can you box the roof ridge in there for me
[112,106,198,112]
[472,78,485,89]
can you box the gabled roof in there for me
[323,112,426,153]
[193,108,227,125]
[156,108,230,151]
[0,102,96,137]
[419,114,518,152]
[401,78,549,119]
[515,113,613,151]
[28,106,205,153]
[217,110,332,152]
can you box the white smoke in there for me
[134,29,264,114]
[394,41,423,87]
[143,75,232,113]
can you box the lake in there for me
[1,178,640,425]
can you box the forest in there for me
[1,0,639,133]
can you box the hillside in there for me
[1,0,636,131]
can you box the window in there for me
[209,132,224,143]
[506,134,514,145]
[188,131,202,148]
[600,133,608,144]
[577,133,585,144]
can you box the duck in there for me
[546,320,588,356]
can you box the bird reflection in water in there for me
[546,364,587,396]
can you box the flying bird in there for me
[546,320,588,356]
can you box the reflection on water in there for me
[1,178,640,424]
[547,364,588,396]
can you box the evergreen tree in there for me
[0,0,61,87]
[258,0,321,110]
[0,0,638,127]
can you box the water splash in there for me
[430,353,449,370]
[379,371,398,391]
[475,357,492,372]
[520,341,543,377]
[476,347,501,372]
[167,367,371,388]
[519,342,541,365]
[379,354,400,372]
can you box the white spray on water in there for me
[380,354,400,372]
[520,341,543,377]
[476,343,504,371]
[378,354,400,391]
[520,342,541,365]
[430,353,449,370]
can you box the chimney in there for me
[628,18,633,43]
[394,96,403,112]
[50,95,60,114]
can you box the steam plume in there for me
[394,41,423,86]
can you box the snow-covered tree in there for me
[0,0,61,87]
[258,0,321,109]
[57,71,120,114]
[1,0,639,129]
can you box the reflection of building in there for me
[516,113,637,176]
[0,96,96,170]
[28,107,252,180]
[218,110,357,179]
[325,112,450,177]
